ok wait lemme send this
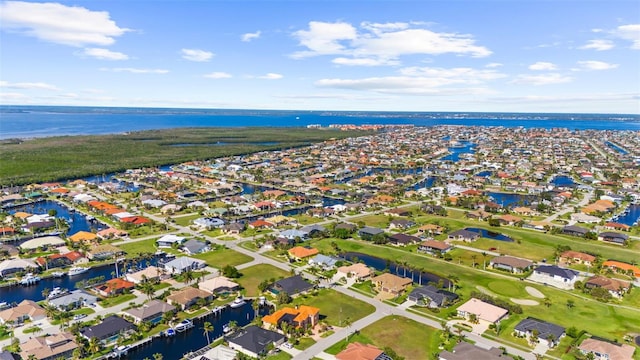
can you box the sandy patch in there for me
[510,298,540,306]
[525,286,545,298]
[476,285,498,297]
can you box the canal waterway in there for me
[339,252,451,288]
[488,192,535,207]
[440,141,476,162]
[612,204,640,226]
[550,175,575,187]
[464,227,514,242]
[6,200,107,237]
[606,141,628,155]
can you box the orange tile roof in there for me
[288,246,319,259]
[262,305,320,327]
[603,260,640,278]
[69,231,97,242]
[336,342,384,360]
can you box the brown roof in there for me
[560,250,596,262]
[585,275,630,292]
[0,300,46,323]
[166,286,211,305]
[371,273,412,292]
[420,240,451,251]
[336,342,384,360]
[20,332,78,360]
[490,256,533,269]
[578,338,636,360]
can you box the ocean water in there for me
[1,105,639,139]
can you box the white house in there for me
[156,234,185,248]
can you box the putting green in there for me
[487,280,528,298]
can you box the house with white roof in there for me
[156,234,185,248]
[163,256,206,274]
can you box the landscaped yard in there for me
[325,315,440,359]
[117,238,159,257]
[99,293,137,308]
[291,289,375,326]
[173,214,201,227]
[236,264,290,297]
[193,247,253,268]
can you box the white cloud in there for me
[181,48,214,62]
[259,73,283,80]
[528,62,557,71]
[83,47,129,60]
[101,67,169,74]
[579,39,614,51]
[241,31,261,42]
[576,60,618,71]
[292,21,491,66]
[0,1,129,47]
[485,62,503,68]
[613,24,640,49]
[204,72,232,79]
[511,73,572,86]
[0,80,60,90]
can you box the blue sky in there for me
[1,0,639,113]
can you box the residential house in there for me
[598,231,629,245]
[156,234,185,248]
[466,210,492,220]
[562,225,589,237]
[301,224,326,237]
[19,236,65,251]
[388,233,420,247]
[407,285,458,308]
[489,256,534,274]
[279,229,309,241]
[262,305,320,330]
[68,231,98,243]
[336,342,392,360]
[384,208,411,217]
[80,315,135,344]
[48,290,97,311]
[95,278,135,297]
[0,258,38,277]
[227,325,286,358]
[0,300,46,325]
[439,342,513,360]
[456,298,508,325]
[578,337,636,360]
[529,265,578,290]
[288,246,319,261]
[370,273,412,295]
[125,266,163,284]
[336,263,374,282]
[514,317,565,347]
[86,244,124,260]
[270,275,314,296]
[559,251,596,266]
[447,229,480,242]
[603,222,630,232]
[19,332,78,360]
[585,276,631,298]
[182,239,211,255]
[198,276,240,295]
[193,217,225,230]
[308,254,339,270]
[166,286,213,310]
[602,260,640,278]
[418,240,452,255]
[417,224,445,236]
[248,220,275,230]
[222,222,246,234]
[163,256,206,274]
[388,218,415,230]
[358,227,385,241]
[122,300,176,324]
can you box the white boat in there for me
[48,287,68,299]
[164,328,176,337]
[68,266,89,276]
[258,296,266,306]
[0,302,9,310]
[174,319,193,332]
[19,273,41,286]
[223,323,232,333]
[230,296,246,309]
[51,271,66,278]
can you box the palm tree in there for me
[140,281,155,300]
[344,316,352,343]
[59,311,72,330]
[42,287,50,299]
[543,297,552,308]
[87,337,101,354]
[202,321,213,345]
[152,353,163,360]
[471,255,477,268]
[252,299,260,318]
[183,268,195,284]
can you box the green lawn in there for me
[236,264,290,297]
[117,238,159,257]
[294,337,316,350]
[325,315,441,360]
[350,214,390,229]
[99,293,137,308]
[174,214,201,227]
[291,289,375,326]
[193,247,253,268]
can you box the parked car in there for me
[73,314,87,321]
[283,343,294,349]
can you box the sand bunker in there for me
[511,298,540,306]
[525,286,545,298]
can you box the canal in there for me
[612,204,640,226]
[488,192,535,207]
[439,141,476,162]
[464,227,514,242]
[550,175,575,187]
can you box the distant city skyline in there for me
[1,0,639,114]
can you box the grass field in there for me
[236,264,290,297]
[291,289,375,326]
[325,315,440,359]
[193,247,253,268]
[0,127,371,185]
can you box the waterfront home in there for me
[439,342,513,360]
[121,300,176,324]
[585,275,631,298]
[456,298,508,325]
[228,325,286,359]
[248,219,275,230]
[466,209,492,220]
[529,265,578,290]
[0,258,38,277]
[561,225,590,237]
[279,229,309,241]
[447,229,480,242]
[48,290,97,311]
[514,317,565,347]
[19,236,66,251]
[388,233,420,246]
[308,254,339,270]
[301,224,327,237]
[80,315,135,344]
[388,218,416,230]
[156,234,185,248]
[96,227,128,240]
[418,240,452,255]
[262,305,320,330]
[19,332,78,360]
[222,222,246,234]
[336,342,391,360]
[288,246,319,261]
[559,251,596,266]
[163,256,206,274]
[193,217,225,230]
[571,213,602,224]
[0,300,46,325]
[181,239,211,255]
[166,286,213,310]
[87,244,124,260]
[125,266,162,284]
[597,231,629,245]
[489,256,534,274]
[68,231,98,243]
[578,337,636,360]
[602,260,640,278]
[407,285,458,308]
[198,276,239,294]
[358,226,385,240]
[336,263,374,282]
[270,275,314,296]
[370,273,412,296]
[95,278,135,297]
